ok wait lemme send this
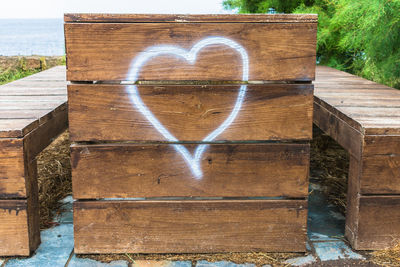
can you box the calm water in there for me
[0,19,64,56]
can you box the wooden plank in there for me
[314,96,400,107]
[25,160,40,255]
[358,135,400,194]
[0,101,66,110]
[345,156,361,250]
[74,199,308,253]
[0,200,30,256]
[68,84,313,142]
[0,119,38,138]
[23,106,68,162]
[360,154,400,194]
[65,13,318,23]
[0,110,53,119]
[71,143,310,199]
[65,22,316,81]
[313,102,363,159]
[356,196,400,250]
[0,89,66,96]
[0,139,26,198]
[0,96,66,102]
[363,135,400,156]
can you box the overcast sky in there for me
[0,0,233,19]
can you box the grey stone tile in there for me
[313,241,364,261]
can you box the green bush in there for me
[223,0,400,89]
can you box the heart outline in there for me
[124,37,249,178]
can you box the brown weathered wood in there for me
[313,102,363,159]
[345,155,361,249]
[74,199,308,253]
[358,135,400,194]
[68,84,313,142]
[356,196,400,250]
[315,66,400,250]
[25,160,40,254]
[71,143,309,199]
[65,22,317,81]
[0,139,25,198]
[65,13,318,23]
[23,107,68,162]
[314,66,400,135]
[0,66,67,255]
[0,119,38,138]
[0,200,30,256]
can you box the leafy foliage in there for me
[223,0,400,89]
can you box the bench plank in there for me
[65,22,317,81]
[74,199,308,253]
[71,143,310,199]
[65,13,318,23]
[68,84,313,142]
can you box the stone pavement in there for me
[0,181,368,267]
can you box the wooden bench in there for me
[65,13,317,253]
[0,66,68,256]
[314,66,400,250]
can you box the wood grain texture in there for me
[313,102,363,159]
[356,196,400,250]
[23,106,68,162]
[65,22,317,81]
[0,66,67,138]
[345,155,361,249]
[314,66,400,135]
[25,160,40,254]
[359,135,400,194]
[71,143,310,199]
[0,139,25,198]
[74,199,308,253]
[0,200,30,256]
[68,84,313,142]
[64,13,318,23]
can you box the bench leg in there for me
[346,154,400,250]
[25,158,41,254]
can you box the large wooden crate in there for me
[65,13,317,253]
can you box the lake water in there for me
[0,19,64,56]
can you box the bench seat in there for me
[314,66,400,250]
[0,66,67,256]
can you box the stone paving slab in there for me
[68,255,129,267]
[313,241,365,262]
[54,195,73,224]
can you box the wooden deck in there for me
[314,66,400,250]
[0,66,67,256]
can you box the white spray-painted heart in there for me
[124,37,249,179]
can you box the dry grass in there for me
[310,126,349,214]
[371,243,400,266]
[81,251,301,267]
[37,130,72,229]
